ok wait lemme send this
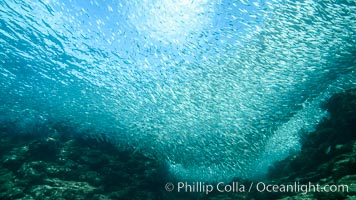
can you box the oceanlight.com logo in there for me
[164,182,349,195]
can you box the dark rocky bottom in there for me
[1,89,355,200]
[0,129,169,200]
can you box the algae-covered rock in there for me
[338,175,356,194]
[261,88,356,200]
[0,122,164,199]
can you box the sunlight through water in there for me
[0,0,355,181]
[128,0,215,45]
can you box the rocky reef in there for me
[0,88,355,200]
[207,88,356,200]
[261,88,356,200]
[0,126,167,199]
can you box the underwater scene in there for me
[0,0,355,199]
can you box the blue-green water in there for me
[0,0,355,182]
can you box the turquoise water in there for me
[0,0,355,182]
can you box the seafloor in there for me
[0,88,355,200]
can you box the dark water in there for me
[0,0,355,183]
